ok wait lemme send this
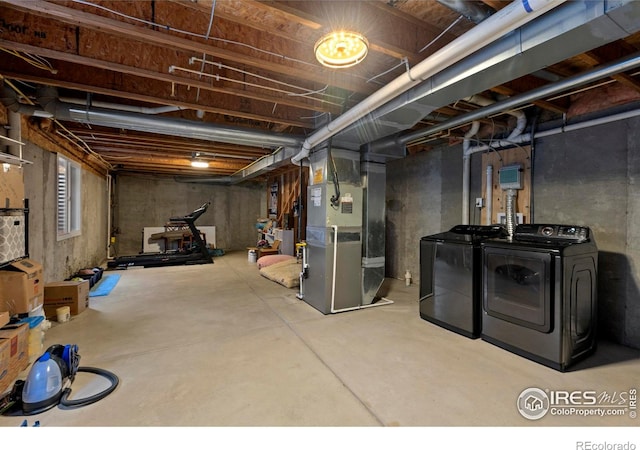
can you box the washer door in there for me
[483,246,552,333]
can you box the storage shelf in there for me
[0,152,32,166]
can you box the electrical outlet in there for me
[475,198,484,208]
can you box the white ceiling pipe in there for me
[467,106,640,156]
[461,95,527,224]
[291,0,566,164]
[461,121,480,224]
[59,97,185,115]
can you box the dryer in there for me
[480,224,598,371]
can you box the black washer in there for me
[419,224,507,338]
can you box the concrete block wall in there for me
[386,115,640,350]
[113,175,265,256]
[22,142,108,283]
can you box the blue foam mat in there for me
[89,273,121,297]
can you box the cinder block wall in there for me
[113,175,265,256]
[23,143,108,283]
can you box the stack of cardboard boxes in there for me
[0,160,91,395]
[0,260,91,395]
[0,258,44,394]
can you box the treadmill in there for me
[108,202,214,269]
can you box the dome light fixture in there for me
[190,152,209,168]
[314,30,369,69]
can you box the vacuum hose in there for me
[59,366,119,409]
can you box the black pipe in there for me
[529,109,539,224]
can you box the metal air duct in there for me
[291,0,567,163]
[336,0,640,151]
[35,87,304,150]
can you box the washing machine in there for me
[480,224,598,371]
[419,224,507,338]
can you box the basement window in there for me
[57,154,81,240]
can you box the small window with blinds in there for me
[57,154,81,240]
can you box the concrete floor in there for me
[1,251,639,434]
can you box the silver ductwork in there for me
[335,0,640,150]
[396,50,640,148]
[291,0,566,163]
[361,160,386,305]
[33,86,304,150]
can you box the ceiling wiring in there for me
[0,47,57,74]
[169,65,345,108]
[419,15,465,53]
[189,57,345,103]
[195,0,217,103]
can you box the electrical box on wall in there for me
[499,164,522,190]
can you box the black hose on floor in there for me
[59,366,119,409]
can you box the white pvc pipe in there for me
[461,121,480,224]
[466,107,640,156]
[486,165,493,225]
[292,0,566,163]
[59,97,184,115]
[463,109,526,225]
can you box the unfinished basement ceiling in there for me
[1,1,640,179]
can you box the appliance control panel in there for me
[515,224,590,242]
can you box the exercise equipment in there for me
[108,202,214,269]
[1,344,119,416]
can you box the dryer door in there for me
[483,246,553,333]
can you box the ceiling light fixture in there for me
[190,152,209,168]
[314,30,369,69]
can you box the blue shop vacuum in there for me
[1,344,119,416]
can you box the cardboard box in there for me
[0,311,8,328]
[0,323,29,393]
[0,338,11,395]
[44,280,90,319]
[0,259,43,315]
[0,164,24,209]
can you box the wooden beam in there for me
[1,0,373,95]
[0,39,337,116]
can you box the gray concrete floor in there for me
[1,251,639,433]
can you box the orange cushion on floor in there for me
[257,254,295,269]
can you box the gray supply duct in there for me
[32,86,304,150]
[290,0,566,164]
[361,160,386,306]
